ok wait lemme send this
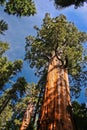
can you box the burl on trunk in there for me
[38,56,75,130]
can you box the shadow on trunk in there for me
[37,56,76,130]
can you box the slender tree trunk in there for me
[0,97,10,114]
[38,56,75,130]
[20,103,34,130]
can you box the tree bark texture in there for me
[38,56,75,130]
[20,103,34,130]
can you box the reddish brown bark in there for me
[20,103,34,130]
[38,56,75,130]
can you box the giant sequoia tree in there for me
[25,14,87,130]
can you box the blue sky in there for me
[0,0,87,102]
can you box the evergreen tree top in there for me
[25,14,87,76]
[0,0,36,17]
[53,0,87,8]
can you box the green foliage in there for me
[53,0,87,8]
[0,14,28,129]
[0,57,23,89]
[0,20,8,34]
[0,102,13,130]
[72,101,87,130]
[0,0,6,5]
[0,0,36,17]
[0,41,9,56]
[12,77,27,97]
[25,13,87,76]
[0,19,24,90]
[0,77,27,114]
[0,83,39,130]
[0,77,28,128]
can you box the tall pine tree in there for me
[0,14,27,129]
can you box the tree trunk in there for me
[38,56,75,130]
[20,103,34,130]
[0,97,10,114]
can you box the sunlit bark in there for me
[20,103,34,130]
[38,56,75,130]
